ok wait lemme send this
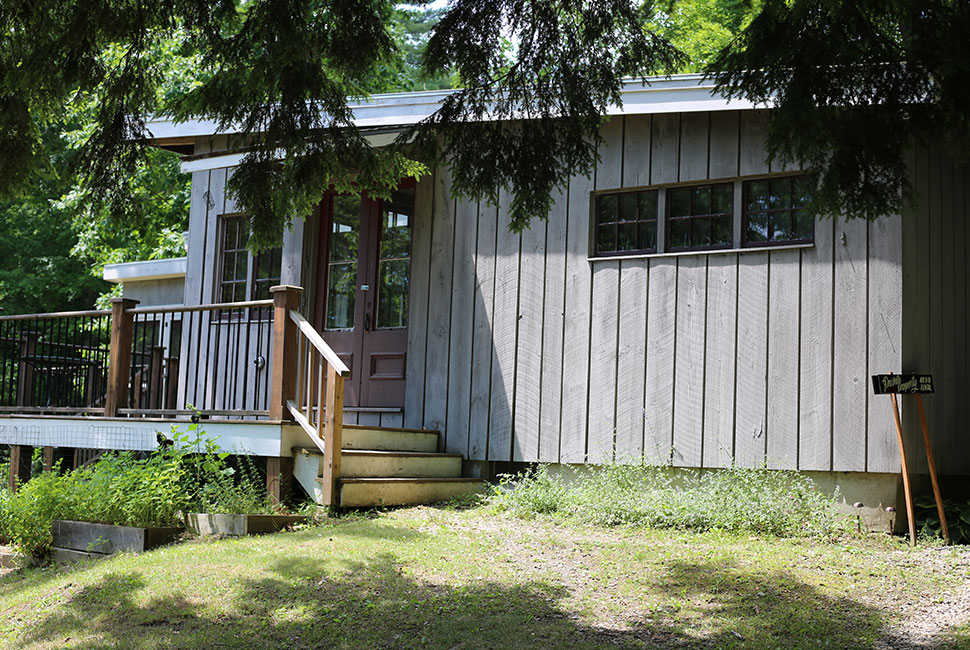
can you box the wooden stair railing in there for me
[269,285,350,507]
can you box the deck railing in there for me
[121,299,274,418]
[264,286,349,505]
[0,310,111,414]
[0,286,347,504]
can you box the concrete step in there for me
[340,449,463,479]
[342,425,439,453]
[337,477,488,508]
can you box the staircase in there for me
[291,424,487,507]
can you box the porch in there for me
[0,286,485,506]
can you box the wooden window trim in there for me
[216,214,282,318]
[588,172,814,260]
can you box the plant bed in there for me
[185,513,306,536]
[51,520,182,557]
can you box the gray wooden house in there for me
[1,74,966,519]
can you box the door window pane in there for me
[327,196,361,330]
[327,262,357,329]
[377,188,413,329]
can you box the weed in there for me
[490,463,849,538]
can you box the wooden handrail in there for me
[288,310,350,376]
[128,299,273,315]
[0,309,110,322]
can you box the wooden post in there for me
[42,446,54,472]
[889,393,917,546]
[8,445,31,491]
[321,364,344,507]
[269,285,303,421]
[915,394,949,544]
[104,297,139,417]
[265,456,294,504]
[84,363,102,408]
[165,357,180,410]
[16,331,39,406]
[148,346,164,410]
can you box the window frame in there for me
[741,175,815,248]
[216,214,283,309]
[589,172,814,260]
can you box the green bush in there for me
[196,455,275,515]
[0,469,75,558]
[915,496,970,544]
[0,423,284,559]
[490,463,848,538]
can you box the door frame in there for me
[311,180,416,406]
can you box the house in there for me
[1,74,966,525]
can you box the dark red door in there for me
[314,187,413,407]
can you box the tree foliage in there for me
[712,0,970,219]
[0,0,683,251]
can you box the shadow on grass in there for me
[11,546,965,649]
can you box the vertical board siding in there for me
[798,218,834,471]
[766,249,801,469]
[487,192,520,461]
[708,112,740,180]
[403,172,435,429]
[587,116,624,463]
[900,148,970,477]
[396,112,907,474]
[559,173,593,463]
[538,186,568,462]
[867,212,903,473]
[423,167,455,436]
[651,114,680,184]
[467,205,498,460]
[672,256,707,467]
[644,259,677,463]
[734,253,769,466]
[615,259,648,461]
[832,216,869,472]
[445,198,479,456]
[513,216,547,461]
[703,254,738,467]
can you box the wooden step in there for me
[337,477,488,508]
[340,449,463,479]
[342,425,439,452]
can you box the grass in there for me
[490,464,848,537]
[0,505,968,649]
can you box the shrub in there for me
[195,455,276,515]
[0,423,284,559]
[490,462,848,538]
[0,469,75,558]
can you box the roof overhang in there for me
[102,257,187,284]
[146,73,764,173]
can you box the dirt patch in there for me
[872,547,970,649]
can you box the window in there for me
[667,182,733,251]
[743,176,814,246]
[376,188,413,329]
[218,215,282,304]
[591,174,813,258]
[595,189,658,255]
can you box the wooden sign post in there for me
[871,373,949,546]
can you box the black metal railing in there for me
[0,310,111,413]
[122,300,274,418]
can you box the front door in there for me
[314,186,413,407]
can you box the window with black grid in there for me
[743,176,814,246]
[218,215,282,303]
[666,183,734,251]
[594,189,658,256]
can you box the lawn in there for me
[0,505,967,649]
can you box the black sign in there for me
[871,374,934,395]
